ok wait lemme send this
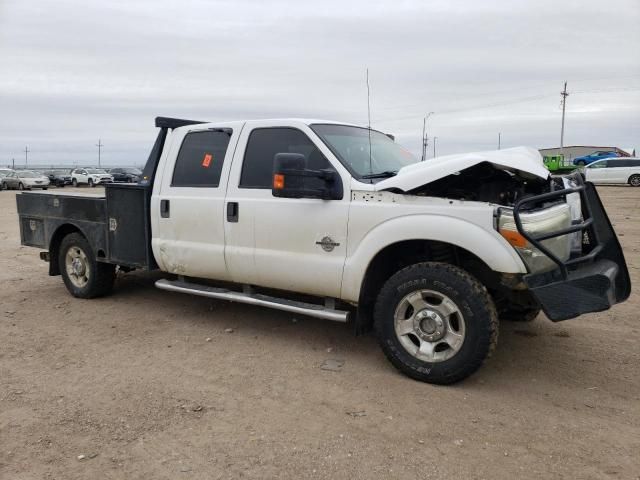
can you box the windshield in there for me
[87,169,107,174]
[311,124,417,179]
[19,171,40,178]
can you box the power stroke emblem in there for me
[316,236,340,252]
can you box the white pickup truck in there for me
[16,117,631,384]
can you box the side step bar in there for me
[155,278,349,323]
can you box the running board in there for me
[155,278,349,323]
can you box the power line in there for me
[560,81,569,150]
[421,112,434,161]
[96,138,103,168]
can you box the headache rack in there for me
[512,172,630,321]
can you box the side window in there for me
[171,130,231,187]
[239,127,332,189]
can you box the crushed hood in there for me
[374,146,549,192]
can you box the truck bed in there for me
[16,183,155,271]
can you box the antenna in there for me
[366,68,372,174]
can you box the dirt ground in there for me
[1,185,638,480]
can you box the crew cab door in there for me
[223,122,351,298]
[151,123,241,280]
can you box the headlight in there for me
[498,203,573,273]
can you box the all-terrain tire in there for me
[374,262,498,385]
[59,233,115,298]
[629,174,640,187]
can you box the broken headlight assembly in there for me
[497,202,574,273]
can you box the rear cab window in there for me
[172,130,232,187]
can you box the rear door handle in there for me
[160,199,170,218]
[227,202,239,222]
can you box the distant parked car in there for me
[41,169,73,187]
[1,170,50,190]
[573,150,620,166]
[71,168,113,187]
[109,167,142,183]
[584,158,640,186]
[0,168,13,190]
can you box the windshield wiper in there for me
[361,170,398,179]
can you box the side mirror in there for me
[272,153,343,200]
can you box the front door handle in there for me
[227,202,239,222]
[160,199,170,218]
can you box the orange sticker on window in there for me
[202,153,212,168]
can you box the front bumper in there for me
[515,174,631,321]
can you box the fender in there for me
[340,214,527,302]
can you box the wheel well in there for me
[355,240,499,334]
[49,224,84,275]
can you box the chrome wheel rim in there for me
[631,176,640,187]
[65,246,90,288]
[394,289,466,363]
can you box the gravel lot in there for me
[1,186,639,479]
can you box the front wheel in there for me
[629,174,640,187]
[18,182,24,190]
[374,262,498,384]
[72,178,78,187]
[59,233,115,298]
[88,178,94,187]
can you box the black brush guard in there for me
[513,173,631,321]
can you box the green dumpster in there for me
[543,155,564,172]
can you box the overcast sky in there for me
[1,0,639,167]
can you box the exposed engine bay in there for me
[407,162,558,207]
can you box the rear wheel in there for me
[59,233,115,298]
[374,262,498,384]
[576,161,586,166]
[629,174,640,187]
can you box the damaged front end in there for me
[375,147,631,321]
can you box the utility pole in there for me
[12,158,15,169]
[421,112,434,161]
[560,81,569,152]
[498,132,501,150]
[433,136,438,158]
[24,146,30,167]
[96,139,103,168]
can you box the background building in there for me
[539,146,634,162]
